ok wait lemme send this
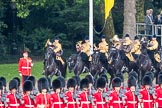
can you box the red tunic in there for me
[18,57,32,76]
[140,88,154,108]
[109,90,124,108]
[125,90,138,108]
[65,91,78,108]
[155,87,162,107]
[50,92,64,108]
[23,94,35,108]
[78,91,92,108]
[36,93,51,108]
[7,92,21,108]
[93,90,107,108]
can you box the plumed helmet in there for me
[128,71,138,80]
[57,76,66,88]
[145,72,154,81]
[52,79,61,90]
[158,74,162,84]
[13,77,20,87]
[101,35,106,39]
[9,79,18,90]
[0,81,3,90]
[142,75,152,85]
[80,78,89,90]
[85,75,94,84]
[125,34,130,37]
[128,76,137,88]
[0,77,6,87]
[67,78,76,88]
[100,73,108,83]
[38,77,49,92]
[54,36,60,40]
[96,77,106,89]
[112,77,121,88]
[72,76,80,86]
[23,80,33,92]
[27,76,36,87]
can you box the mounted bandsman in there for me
[111,35,121,49]
[131,36,141,59]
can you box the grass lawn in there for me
[0,61,89,82]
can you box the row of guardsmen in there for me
[0,71,162,108]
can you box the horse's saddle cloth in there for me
[154,53,161,63]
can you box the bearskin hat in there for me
[158,74,162,84]
[57,76,66,88]
[13,77,20,87]
[38,77,49,92]
[145,72,154,81]
[72,76,80,86]
[112,77,121,88]
[27,76,36,87]
[67,78,76,88]
[96,77,106,89]
[52,79,61,90]
[128,76,137,88]
[9,79,18,90]
[0,77,6,87]
[23,80,33,92]
[80,78,89,90]
[100,73,108,83]
[116,73,124,82]
[125,34,130,37]
[85,75,94,84]
[0,81,3,90]
[128,71,138,80]
[142,75,152,85]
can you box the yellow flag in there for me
[105,0,114,20]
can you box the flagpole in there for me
[89,0,93,54]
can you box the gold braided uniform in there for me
[131,40,141,55]
[123,39,135,61]
[98,41,109,53]
[112,41,121,49]
[147,39,160,62]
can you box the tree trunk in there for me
[123,0,136,39]
[136,0,145,22]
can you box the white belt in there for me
[0,104,4,106]
[143,100,153,102]
[81,101,90,104]
[96,102,105,104]
[68,102,76,104]
[22,67,31,69]
[10,104,20,106]
[53,102,63,104]
[127,101,137,104]
[25,105,35,107]
[113,101,123,103]
[158,98,162,100]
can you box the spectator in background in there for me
[149,9,154,22]
[145,10,153,38]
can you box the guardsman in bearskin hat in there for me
[93,77,107,108]
[85,75,94,91]
[155,74,162,107]
[65,78,79,108]
[110,35,121,49]
[0,81,5,108]
[27,76,38,95]
[100,73,109,92]
[147,35,160,66]
[0,77,7,93]
[78,78,92,108]
[51,79,65,108]
[23,80,35,108]
[18,51,33,85]
[109,77,124,108]
[7,79,21,108]
[131,36,141,60]
[95,35,109,70]
[123,34,135,62]
[125,76,138,108]
[36,77,51,108]
[140,75,155,108]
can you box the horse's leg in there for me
[138,69,142,87]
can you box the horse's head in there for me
[45,46,54,60]
[91,51,100,65]
[108,48,119,62]
[67,54,77,70]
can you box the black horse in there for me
[44,45,67,79]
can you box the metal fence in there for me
[136,23,162,45]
